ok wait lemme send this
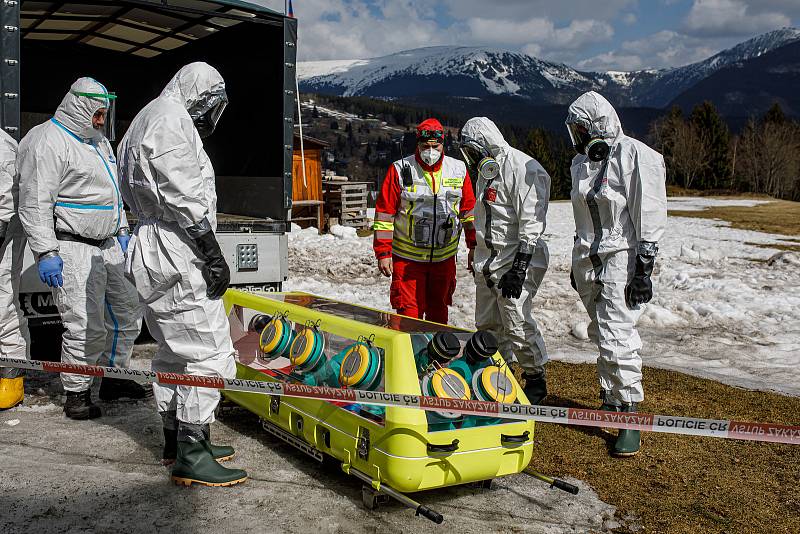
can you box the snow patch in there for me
[286,196,800,396]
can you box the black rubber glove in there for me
[570,269,577,292]
[187,221,230,299]
[497,251,532,299]
[625,242,657,308]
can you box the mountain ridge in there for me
[298,27,800,110]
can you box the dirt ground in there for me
[0,345,622,534]
[535,362,800,534]
[3,345,798,534]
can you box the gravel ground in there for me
[0,345,623,534]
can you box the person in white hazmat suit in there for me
[459,117,551,404]
[117,62,246,487]
[17,78,145,420]
[0,128,31,410]
[565,91,667,457]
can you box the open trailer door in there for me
[2,0,297,331]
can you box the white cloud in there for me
[683,0,791,37]
[577,30,721,71]
[466,17,613,51]
[622,13,638,25]
[441,0,637,21]
[247,0,452,61]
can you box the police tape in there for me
[2,356,799,445]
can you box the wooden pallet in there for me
[324,182,370,229]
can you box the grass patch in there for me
[666,185,771,198]
[744,242,800,253]
[531,361,800,534]
[668,200,800,236]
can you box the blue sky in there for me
[252,0,800,71]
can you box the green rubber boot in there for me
[161,412,235,464]
[203,424,235,462]
[612,403,641,458]
[170,423,247,487]
[600,390,621,412]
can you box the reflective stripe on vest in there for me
[391,155,466,263]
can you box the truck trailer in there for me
[0,0,297,333]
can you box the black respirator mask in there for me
[458,135,500,180]
[566,122,610,162]
[188,89,228,138]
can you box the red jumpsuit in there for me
[373,151,476,324]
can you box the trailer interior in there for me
[8,0,296,225]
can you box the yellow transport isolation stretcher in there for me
[222,290,536,523]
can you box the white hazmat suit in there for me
[17,78,141,394]
[567,91,667,405]
[461,117,550,382]
[117,63,235,426]
[0,129,29,383]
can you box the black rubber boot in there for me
[99,377,152,401]
[170,422,247,487]
[163,426,178,464]
[612,403,641,458]
[63,390,102,420]
[522,371,547,405]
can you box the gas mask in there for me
[188,89,228,138]
[459,136,500,181]
[566,121,610,162]
[420,146,442,166]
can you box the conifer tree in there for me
[690,101,730,189]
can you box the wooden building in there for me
[291,134,329,232]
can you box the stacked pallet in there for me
[323,181,370,229]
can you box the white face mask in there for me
[420,147,442,166]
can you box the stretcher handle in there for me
[416,505,444,524]
[500,430,530,444]
[426,439,459,453]
[551,478,580,495]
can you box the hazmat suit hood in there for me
[461,117,509,158]
[160,62,225,112]
[566,91,623,142]
[53,77,111,142]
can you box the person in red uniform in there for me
[373,118,476,324]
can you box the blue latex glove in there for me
[117,234,130,254]
[38,253,64,288]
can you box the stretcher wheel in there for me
[361,485,389,510]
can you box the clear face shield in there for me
[72,90,117,141]
[565,120,610,162]
[566,121,589,152]
[188,90,228,138]
[458,135,500,181]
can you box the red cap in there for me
[416,118,444,137]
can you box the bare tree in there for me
[737,119,800,200]
[670,120,710,189]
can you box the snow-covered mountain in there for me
[299,27,800,109]
[298,46,598,105]
[625,27,800,107]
